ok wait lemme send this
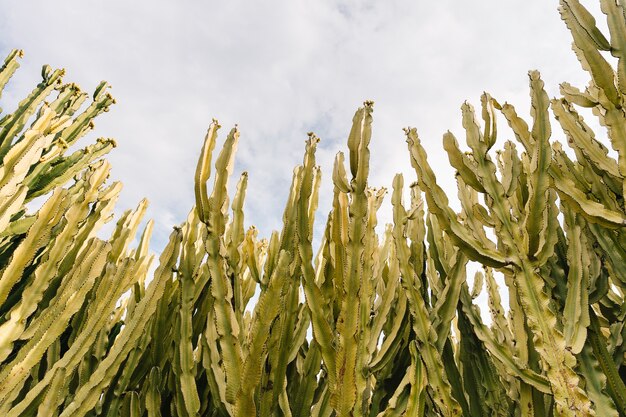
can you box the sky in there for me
[0,1,604,259]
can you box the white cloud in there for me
[0,0,600,252]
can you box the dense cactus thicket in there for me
[1,0,626,416]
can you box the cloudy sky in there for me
[0,1,602,253]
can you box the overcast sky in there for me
[0,1,603,254]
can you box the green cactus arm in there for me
[263,230,280,286]
[105,198,149,265]
[241,227,262,284]
[515,264,593,415]
[0,50,23,102]
[309,382,333,417]
[560,0,626,200]
[452,81,619,413]
[431,250,467,351]
[200,309,230,414]
[405,127,510,267]
[201,126,243,405]
[560,0,619,105]
[469,270,483,299]
[346,107,365,179]
[25,138,117,200]
[483,268,514,351]
[42,83,115,156]
[375,374,411,417]
[356,185,386,409]
[120,392,141,417]
[194,119,220,223]
[38,180,122,300]
[372,223,392,287]
[481,90,499,147]
[456,308,492,417]
[578,341,620,417]
[368,234,401,357]
[330,188,348,310]
[277,387,293,417]
[229,171,248,318]
[47,82,87,118]
[192,268,212,340]
[369,297,410,374]
[573,143,623,213]
[35,366,66,417]
[332,151,351,193]
[588,309,626,415]
[403,342,427,417]
[0,66,64,158]
[457,283,551,394]
[586,223,626,289]
[441,337,474,417]
[465,298,518,416]
[0,162,110,361]
[500,268,545,417]
[287,306,312,362]
[599,0,626,98]
[300,184,337,392]
[289,342,323,417]
[22,258,133,400]
[56,228,181,417]
[22,183,127,339]
[263,274,301,416]
[349,102,373,191]
[0,105,56,196]
[332,103,373,416]
[309,165,322,236]
[454,179,496,254]
[563,0,612,50]
[531,188,560,267]
[184,211,206,300]
[391,174,462,417]
[0,186,27,234]
[134,219,154,262]
[551,98,621,184]
[560,82,598,107]
[443,131,485,193]
[562,206,591,354]
[460,99,522,255]
[239,268,256,313]
[497,140,522,199]
[0,187,67,306]
[107,337,150,417]
[374,341,425,417]
[524,72,555,259]
[261,135,320,415]
[301,253,336,385]
[551,162,626,227]
[234,250,290,416]
[0,238,110,407]
[175,228,201,417]
[600,107,626,200]
[145,367,162,417]
[500,102,533,152]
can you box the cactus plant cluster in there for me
[1,0,626,416]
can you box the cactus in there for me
[1,0,626,415]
